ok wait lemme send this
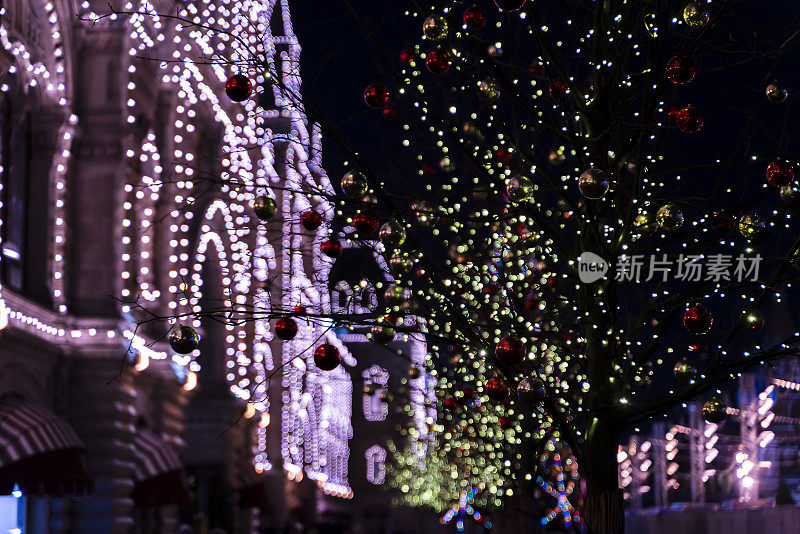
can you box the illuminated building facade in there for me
[0,0,433,532]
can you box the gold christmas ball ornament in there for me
[656,203,684,230]
[766,83,788,103]
[683,3,710,28]
[506,175,534,202]
[702,398,727,424]
[739,213,765,240]
[341,170,369,199]
[253,195,278,221]
[379,220,407,249]
[423,15,449,41]
[408,367,421,379]
[578,168,609,199]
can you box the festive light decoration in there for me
[537,442,581,528]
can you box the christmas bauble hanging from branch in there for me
[702,398,727,424]
[314,343,341,371]
[341,170,369,199]
[363,83,391,109]
[422,15,449,41]
[301,209,323,231]
[253,195,278,221]
[275,318,298,341]
[463,5,486,29]
[578,168,609,199]
[665,55,696,85]
[683,303,713,334]
[225,74,253,102]
[169,326,200,354]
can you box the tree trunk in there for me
[582,417,625,534]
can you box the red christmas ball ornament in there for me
[321,239,342,258]
[494,0,526,11]
[301,209,323,231]
[712,212,736,234]
[684,304,713,334]
[546,276,560,288]
[353,210,379,234]
[495,335,525,366]
[485,377,510,401]
[676,105,703,134]
[313,343,341,371]
[363,83,391,109]
[443,397,458,410]
[464,5,486,28]
[766,159,795,187]
[426,49,451,74]
[665,55,696,85]
[225,74,253,102]
[499,417,513,429]
[274,317,298,340]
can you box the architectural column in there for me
[65,354,138,534]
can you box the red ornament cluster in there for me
[274,318,298,341]
[353,210,379,234]
[301,209,323,231]
[321,239,342,258]
[464,5,486,28]
[426,49,451,74]
[684,304,713,334]
[495,335,525,365]
[766,159,795,187]
[225,74,253,102]
[676,105,703,133]
[363,83,391,109]
[314,343,341,371]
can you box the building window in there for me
[0,88,51,305]
[365,445,386,485]
[363,365,389,421]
